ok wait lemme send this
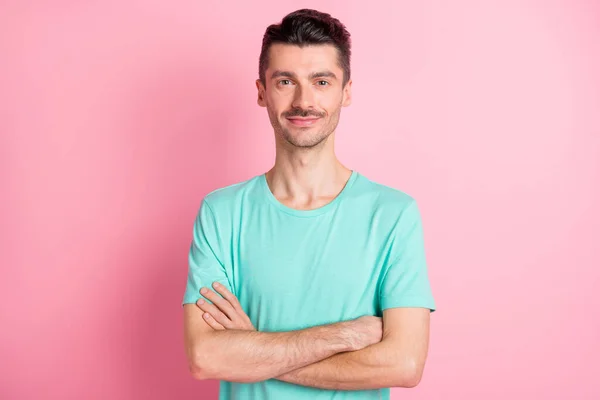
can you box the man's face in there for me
[256,43,352,148]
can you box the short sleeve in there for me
[181,199,232,306]
[379,199,436,312]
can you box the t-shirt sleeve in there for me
[182,199,232,306]
[379,199,436,312]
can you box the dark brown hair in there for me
[258,9,352,88]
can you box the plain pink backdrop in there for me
[1,1,599,399]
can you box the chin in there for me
[286,133,329,148]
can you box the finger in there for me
[211,283,253,327]
[196,298,233,328]
[202,312,225,330]
[210,283,253,326]
[212,282,244,312]
[200,287,237,320]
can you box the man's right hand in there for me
[342,315,383,351]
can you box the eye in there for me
[317,80,329,86]
[279,79,293,86]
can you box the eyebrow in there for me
[270,70,338,80]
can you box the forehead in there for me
[266,43,341,77]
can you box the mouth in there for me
[286,117,321,127]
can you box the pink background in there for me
[1,1,599,399]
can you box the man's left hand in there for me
[196,282,256,331]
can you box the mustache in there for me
[283,108,325,118]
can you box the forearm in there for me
[275,339,415,390]
[191,323,351,383]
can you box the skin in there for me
[256,43,354,211]
[183,292,383,384]
[196,283,430,389]
[258,43,351,150]
[183,42,431,389]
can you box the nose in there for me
[291,83,316,110]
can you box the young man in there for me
[182,8,436,400]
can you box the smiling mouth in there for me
[286,117,321,126]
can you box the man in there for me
[182,8,436,400]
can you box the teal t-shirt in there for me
[182,170,436,400]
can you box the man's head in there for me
[256,9,352,149]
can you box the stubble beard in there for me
[268,105,342,149]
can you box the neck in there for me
[265,136,352,207]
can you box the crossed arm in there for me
[272,307,430,390]
[183,284,431,390]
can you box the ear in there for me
[342,79,352,107]
[256,79,266,107]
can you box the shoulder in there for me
[200,174,262,214]
[353,172,418,213]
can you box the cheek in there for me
[318,93,342,112]
[266,94,290,114]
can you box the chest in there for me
[230,219,389,328]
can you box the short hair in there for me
[258,9,352,88]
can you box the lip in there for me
[286,117,321,126]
